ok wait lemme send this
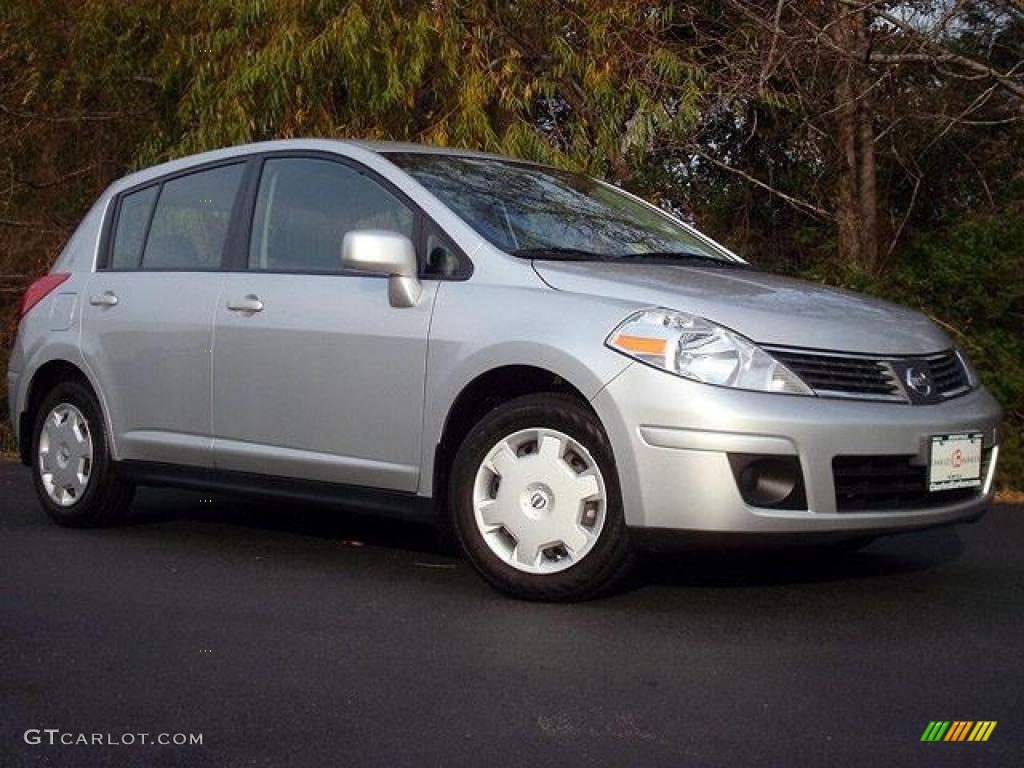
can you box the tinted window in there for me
[248,158,414,272]
[141,164,244,270]
[110,186,158,269]
[388,153,736,266]
[424,228,461,278]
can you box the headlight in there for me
[606,308,813,395]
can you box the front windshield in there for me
[386,153,739,265]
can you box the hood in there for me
[532,261,951,355]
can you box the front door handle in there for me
[226,295,264,313]
[89,291,118,307]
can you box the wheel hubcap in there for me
[472,427,607,574]
[521,483,554,519]
[38,403,93,507]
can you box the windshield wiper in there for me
[511,247,610,261]
[512,247,748,268]
[617,251,747,267]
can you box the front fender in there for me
[418,280,639,496]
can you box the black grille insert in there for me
[770,350,901,398]
[926,351,970,396]
[832,450,989,512]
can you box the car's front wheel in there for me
[449,393,635,601]
[30,379,134,527]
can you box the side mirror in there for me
[341,229,422,308]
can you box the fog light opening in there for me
[729,454,807,510]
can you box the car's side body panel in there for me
[212,272,439,491]
[79,271,223,468]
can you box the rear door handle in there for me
[226,295,264,313]
[89,291,118,307]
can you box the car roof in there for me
[110,138,532,194]
[345,139,527,163]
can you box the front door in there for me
[211,156,435,491]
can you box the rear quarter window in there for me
[109,186,158,269]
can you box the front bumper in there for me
[591,363,1001,536]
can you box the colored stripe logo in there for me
[921,721,997,742]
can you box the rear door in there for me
[80,162,245,467]
[211,155,436,491]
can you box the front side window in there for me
[110,185,158,269]
[140,163,244,270]
[423,226,464,278]
[248,158,414,272]
[388,153,738,266]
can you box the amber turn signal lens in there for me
[611,334,666,356]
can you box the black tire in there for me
[30,379,135,528]
[449,393,635,601]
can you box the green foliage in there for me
[123,0,709,178]
[804,207,1024,488]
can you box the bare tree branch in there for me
[0,218,68,232]
[693,149,834,220]
[850,2,1024,101]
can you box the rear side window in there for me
[248,158,414,272]
[139,163,244,270]
[110,186,158,269]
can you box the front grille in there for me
[832,449,991,512]
[770,350,902,399]
[767,348,970,403]
[927,351,970,397]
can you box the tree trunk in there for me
[835,44,861,269]
[856,99,878,270]
[832,6,878,271]
[854,13,878,271]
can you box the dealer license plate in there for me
[929,433,983,492]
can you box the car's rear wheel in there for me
[449,393,635,601]
[31,380,134,527]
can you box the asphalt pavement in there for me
[1,459,1021,767]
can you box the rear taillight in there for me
[19,273,70,320]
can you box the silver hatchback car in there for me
[7,140,1002,600]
